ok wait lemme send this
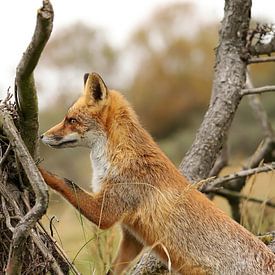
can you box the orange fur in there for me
[40,73,275,274]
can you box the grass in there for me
[41,197,121,275]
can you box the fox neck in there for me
[89,91,178,191]
[89,133,109,192]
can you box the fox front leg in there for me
[39,167,126,229]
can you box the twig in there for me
[1,197,15,232]
[208,189,275,208]
[49,215,58,237]
[37,221,81,275]
[248,96,274,139]
[0,174,77,275]
[244,73,275,169]
[244,74,275,167]
[202,162,275,193]
[0,143,11,167]
[0,110,49,275]
[30,231,64,275]
[248,139,275,169]
[15,0,54,159]
[248,56,275,64]
[241,85,275,96]
[209,145,228,177]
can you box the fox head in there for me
[41,72,110,149]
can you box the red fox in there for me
[40,72,275,274]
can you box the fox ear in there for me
[84,73,108,104]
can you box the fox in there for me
[40,72,275,274]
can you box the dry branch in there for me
[209,145,228,177]
[15,0,53,160]
[0,110,49,275]
[201,162,275,193]
[208,189,275,209]
[248,56,275,64]
[241,85,275,96]
[247,89,274,139]
[0,169,78,274]
[216,74,275,221]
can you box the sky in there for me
[0,0,275,95]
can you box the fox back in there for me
[41,73,275,274]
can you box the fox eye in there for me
[68,118,77,124]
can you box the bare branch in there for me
[30,231,64,275]
[248,56,275,64]
[1,197,15,232]
[208,188,275,208]
[243,74,275,167]
[0,172,78,274]
[209,145,228,177]
[37,221,81,275]
[201,162,275,193]
[241,85,275,96]
[0,110,49,275]
[208,74,275,221]
[248,95,274,139]
[16,0,54,160]
[0,143,11,167]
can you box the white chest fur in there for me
[89,136,110,193]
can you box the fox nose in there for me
[40,134,44,139]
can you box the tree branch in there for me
[15,0,54,160]
[0,170,78,274]
[179,0,251,182]
[247,85,274,139]
[0,110,49,275]
[248,56,275,64]
[208,188,275,208]
[214,73,275,221]
[209,144,228,177]
[202,162,275,193]
[241,85,275,96]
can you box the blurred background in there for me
[1,0,275,273]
